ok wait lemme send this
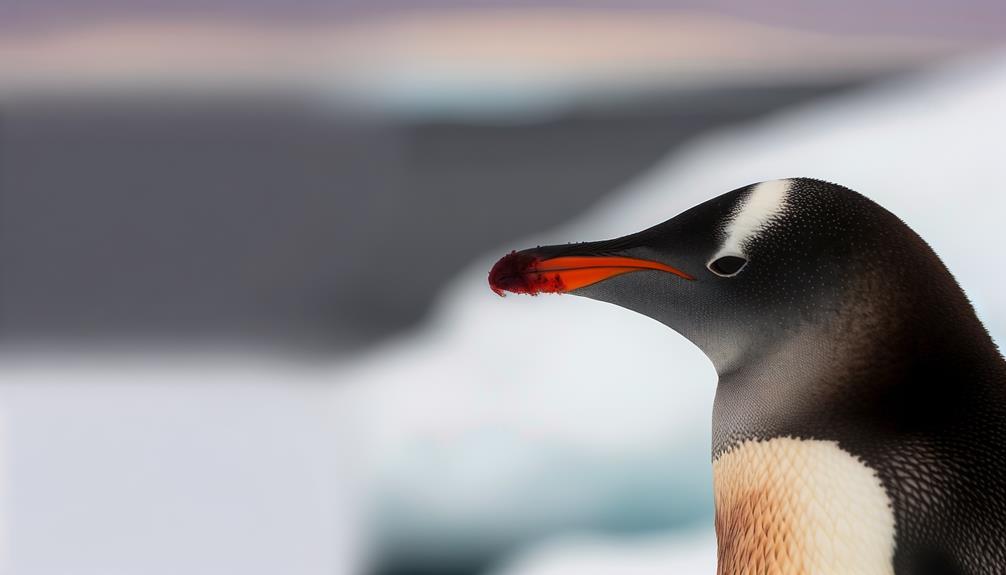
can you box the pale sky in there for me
[1,0,1005,42]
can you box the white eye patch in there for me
[709,179,791,269]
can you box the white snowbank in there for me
[342,49,1006,567]
[0,359,362,575]
[491,530,716,575]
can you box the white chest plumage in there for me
[713,437,896,575]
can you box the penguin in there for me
[489,178,1006,575]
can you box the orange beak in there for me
[489,251,695,296]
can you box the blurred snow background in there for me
[0,3,1003,575]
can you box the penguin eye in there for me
[708,255,748,277]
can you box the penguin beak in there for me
[489,249,694,297]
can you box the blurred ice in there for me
[342,286,717,571]
[344,49,1006,571]
[0,358,362,575]
[491,530,716,575]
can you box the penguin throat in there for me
[713,438,896,574]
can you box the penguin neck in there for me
[709,291,1006,457]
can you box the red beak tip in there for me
[488,250,542,297]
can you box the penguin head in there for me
[490,178,968,376]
